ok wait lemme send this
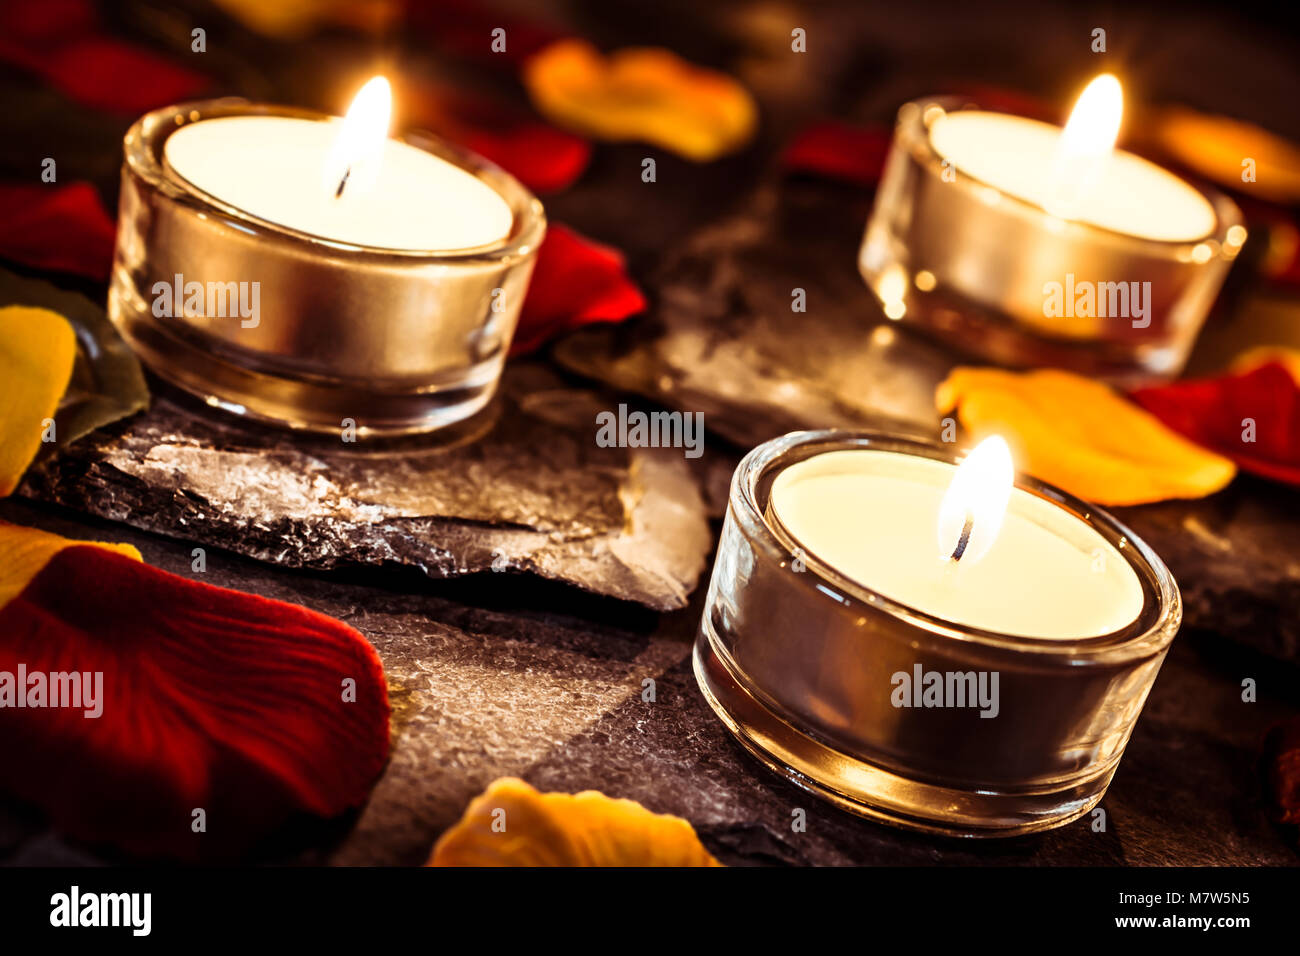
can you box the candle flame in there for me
[1060,74,1123,160]
[1046,73,1123,219]
[936,435,1014,566]
[323,76,392,200]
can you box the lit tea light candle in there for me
[163,77,513,250]
[927,75,1216,242]
[859,74,1246,379]
[768,436,1144,638]
[695,430,1180,836]
[111,77,546,435]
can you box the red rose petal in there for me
[0,182,115,280]
[403,81,591,194]
[0,546,390,860]
[43,38,209,115]
[781,121,892,186]
[1130,362,1300,486]
[779,87,1052,187]
[461,123,592,194]
[1263,716,1300,826]
[0,0,207,113]
[1270,242,1300,289]
[514,224,647,355]
[0,0,96,40]
[950,83,1055,122]
[405,0,563,65]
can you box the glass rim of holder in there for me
[695,430,1181,837]
[859,96,1246,384]
[109,98,547,436]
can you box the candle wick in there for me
[335,166,351,199]
[950,512,974,562]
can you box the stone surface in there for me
[11,166,1296,863]
[555,174,1300,669]
[555,180,956,450]
[18,364,710,612]
[1117,477,1300,667]
[0,498,1293,866]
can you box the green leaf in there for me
[0,267,149,445]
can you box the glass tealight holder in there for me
[859,96,1246,383]
[695,430,1181,837]
[110,99,546,436]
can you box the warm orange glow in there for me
[875,264,907,320]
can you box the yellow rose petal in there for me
[524,40,757,162]
[1154,107,1300,204]
[0,520,141,610]
[429,777,722,867]
[1230,346,1300,384]
[209,0,399,38]
[936,367,1236,506]
[0,306,78,497]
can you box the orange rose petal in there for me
[1230,346,1300,384]
[523,39,756,161]
[1154,107,1300,204]
[209,0,400,38]
[936,367,1236,506]
[429,777,722,867]
[0,305,77,497]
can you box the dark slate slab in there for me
[554,180,955,449]
[0,499,1293,866]
[1117,477,1300,668]
[554,174,1300,667]
[18,364,710,611]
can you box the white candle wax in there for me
[928,110,1216,242]
[770,450,1144,639]
[164,116,514,251]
